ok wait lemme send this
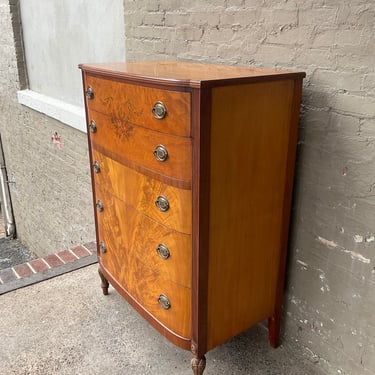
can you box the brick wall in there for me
[0,0,95,256]
[124,1,375,374]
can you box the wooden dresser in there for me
[79,61,305,374]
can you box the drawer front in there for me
[85,74,191,136]
[92,150,192,234]
[88,111,191,182]
[109,253,191,339]
[95,188,192,288]
[96,197,191,338]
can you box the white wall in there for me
[20,0,126,107]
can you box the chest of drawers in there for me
[80,61,305,374]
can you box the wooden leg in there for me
[98,266,109,295]
[268,315,281,348]
[191,355,206,375]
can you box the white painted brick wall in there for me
[124,1,375,374]
[0,0,95,257]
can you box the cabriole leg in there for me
[98,266,109,295]
[191,355,206,375]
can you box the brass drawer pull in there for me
[96,200,104,212]
[86,85,94,100]
[89,120,97,133]
[155,196,169,212]
[93,161,101,173]
[153,145,168,162]
[156,243,170,260]
[152,101,167,120]
[99,241,107,254]
[158,294,171,310]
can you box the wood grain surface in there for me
[81,62,305,89]
[95,183,192,287]
[206,79,295,350]
[85,74,191,136]
[88,110,192,182]
[97,197,191,338]
[92,150,192,234]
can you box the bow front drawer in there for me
[91,150,192,234]
[88,111,192,183]
[84,74,191,136]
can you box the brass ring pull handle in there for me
[158,294,171,310]
[99,241,107,254]
[156,243,170,260]
[89,120,97,133]
[86,86,94,100]
[152,101,167,119]
[155,196,169,212]
[93,161,101,173]
[153,145,168,162]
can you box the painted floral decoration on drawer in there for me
[101,96,143,141]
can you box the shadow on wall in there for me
[284,81,375,373]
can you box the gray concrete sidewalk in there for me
[0,265,323,375]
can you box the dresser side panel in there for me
[206,79,295,349]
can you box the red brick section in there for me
[43,254,63,268]
[14,263,34,278]
[57,250,77,263]
[29,258,49,273]
[71,245,91,258]
[0,242,97,287]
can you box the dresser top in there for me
[79,61,305,88]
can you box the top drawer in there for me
[84,74,191,137]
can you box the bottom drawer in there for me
[101,249,191,339]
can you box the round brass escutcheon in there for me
[89,120,97,133]
[153,145,168,162]
[156,243,170,260]
[152,101,167,120]
[96,200,104,212]
[157,294,171,310]
[86,86,94,100]
[99,241,107,254]
[155,196,169,212]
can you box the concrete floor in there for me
[0,264,323,375]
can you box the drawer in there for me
[92,150,192,234]
[104,252,191,339]
[88,111,191,183]
[84,74,191,136]
[96,190,191,288]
